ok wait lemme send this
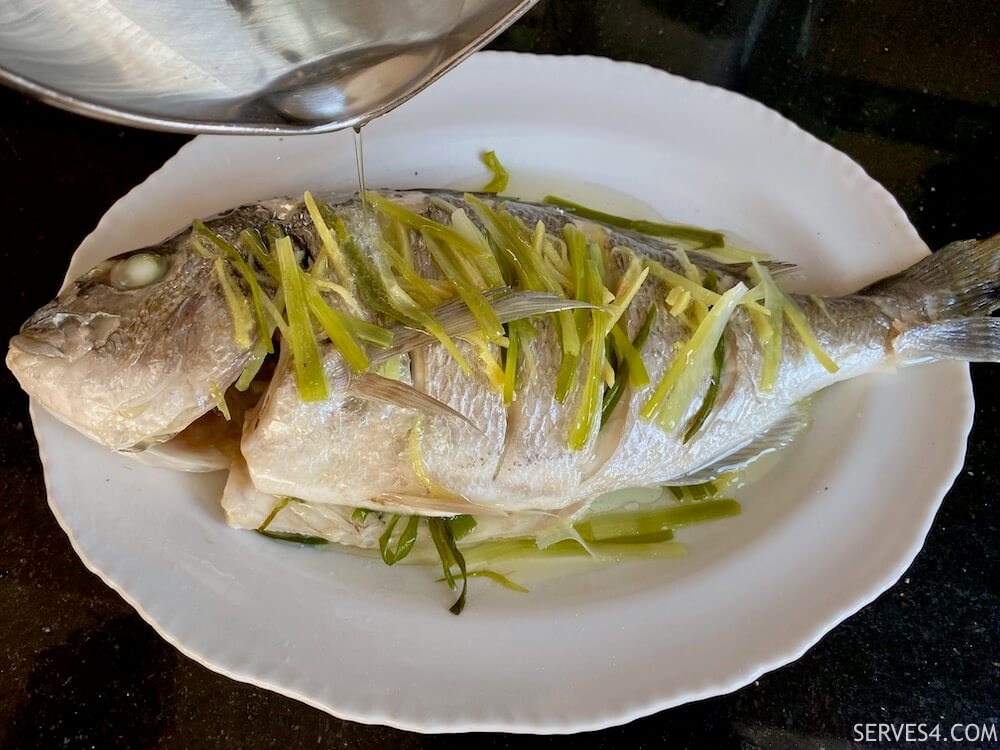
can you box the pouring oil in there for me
[353,125,368,220]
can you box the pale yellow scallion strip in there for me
[751,260,784,392]
[409,417,466,501]
[376,237,450,308]
[213,259,253,349]
[543,239,573,280]
[469,335,507,392]
[602,358,615,387]
[557,309,581,357]
[304,191,352,286]
[259,289,290,339]
[747,306,773,345]
[673,247,703,285]
[783,295,839,373]
[750,263,838,375]
[541,255,574,293]
[641,283,748,429]
[645,257,769,316]
[236,290,286,391]
[645,259,721,306]
[568,258,611,451]
[209,381,231,421]
[669,289,692,317]
[313,278,364,309]
[450,209,493,254]
[810,294,835,322]
[190,235,214,259]
[605,260,649,329]
[422,232,505,342]
[274,236,328,401]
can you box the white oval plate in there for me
[33,53,972,733]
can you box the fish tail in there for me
[880,233,1000,363]
[888,233,1000,318]
[894,319,1000,363]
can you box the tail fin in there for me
[894,318,1000,363]
[868,233,1000,319]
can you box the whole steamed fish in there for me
[8,189,1000,600]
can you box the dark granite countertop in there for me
[1,1,997,747]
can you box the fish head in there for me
[7,236,254,451]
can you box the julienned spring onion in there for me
[428,518,469,615]
[212,259,254,349]
[543,195,725,249]
[274,235,328,401]
[255,497,329,545]
[235,286,293,391]
[331,202,472,373]
[368,193,504,289]
[465,195,592,405]
[238,228,278,280]
[438,569,528,592]
[555,224,590,402]
[642,283,748,431]
[752,260,785,392]
[304,191,353,287]
[421,231,505,342]
[302,281,370,373]
[257,529,330,544]
[447,514,478,541]
[678,269,725,441]
[480,150,510,194]
[408,417,470,502]
[575,499,741,543]
[194,221,273,355]
[601,305,657,427]
[208,382,231,421]
[810,294,835,322]
[783,293,839,373]
[683,331,725,443]
[646,259,722,308]
[379,514,420,564]
[609,323,650,388]
[376,235,449,309]
[460,570,528,593]
[460,538,688,566]
[568,257,610,450]
[751,261,839,384]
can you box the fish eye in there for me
[110,252,169,290]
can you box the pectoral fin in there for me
[350,373,483,433]
[668,406,811,485]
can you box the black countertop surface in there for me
[1,1,997,747]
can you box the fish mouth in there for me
[9,333,63,359]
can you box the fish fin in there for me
[668,406,811,485]
[870,233,1000,318]
[894,318,1000,363]
[351,373,484,433]
[374,292,594,363]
